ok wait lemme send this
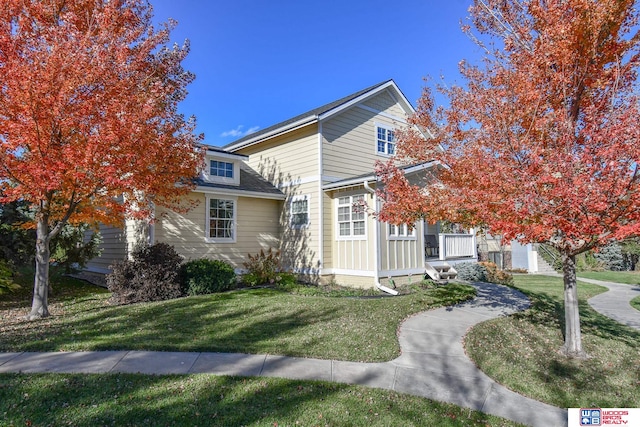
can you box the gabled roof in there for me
[224,79,415,152]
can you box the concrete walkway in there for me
[0,281,569,427]
[581,276,640,330]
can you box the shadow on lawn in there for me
[1,373,508,427]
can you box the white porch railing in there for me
[438,233,476,259]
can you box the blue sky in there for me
[150,0,483,147]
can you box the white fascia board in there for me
[194,186,286,200]
[322,176,376,191]
[317,81,405,122]
[205,150,248,161]
[224,116,318,152]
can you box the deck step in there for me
[425,261,458,281]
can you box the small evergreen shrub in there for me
[107,243,183,304]
[242,248,282,286]
[180,258,236,296]
[455,262,487,282]
[594,243,628,271]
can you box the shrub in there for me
[180,258,236,296]
[0,259,20,295]
[594,242,628,271]
[479,261,514,286]
[242,248,282,286]
[107,242,183,304]
[455,262,487,282]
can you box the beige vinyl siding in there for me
[322,93,408,180]
[326,274,375,289]
[361,89,407,119]
[154,192,281,269]
[85,224,127,273]
[238,125,322,275]
[280,180,319,272]
[239,126,319,188]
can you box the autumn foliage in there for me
[0,0,203,318]
[377,0,640,357]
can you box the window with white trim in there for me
[337,194,366,238]
[376,125,395,156]
[210,160,234,178]
[290,195,310,227]
[206,197,236,242]
[388,223,416,239]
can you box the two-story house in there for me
[87,80,477,287]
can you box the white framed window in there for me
[206,196,237,243]
[376,125,395,156]
[210,160,234,178]
[290,195,310,227]
[388,223,416,240]
[337,194,366,239]
[204,157,240,185]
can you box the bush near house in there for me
[179,259,236,296]
[0,259,21,295]
[242,248,283,286]
[107,243,183,305]
[456,261,513,286]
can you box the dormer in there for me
[201,147,247,186]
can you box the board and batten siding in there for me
[330,189,376,276]
[379,222,425,275]
[154,192,281,270]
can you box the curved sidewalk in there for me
[581,277,640,330]
[0,282,567,427]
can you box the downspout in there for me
[364,180,398,296]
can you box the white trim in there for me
[375,123,396,157]
[387,223,417,240]
[225,116,317,151]
[205,195,238,244]
[379,268,426,277]
[357,104,408,123]
[322,268,376,277]
[194,186,285,200]
[204,149,248,161]
[318,122,324,269]
[202,158,240,186]
[290,194,311,228]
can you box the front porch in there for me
[425,233,477,261]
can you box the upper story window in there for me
[337,194,366,239]
[210,160,234,178]
[204,157,240,186]
[376,125,395,156]
[290,195,310,228]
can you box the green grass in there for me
[576,270,640,285]
[0,373,522,427]
[631,296,640,312]
[465,274,640,409]
[0,271,475,362]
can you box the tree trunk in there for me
[561,253,587,358]
[27,217,51,320]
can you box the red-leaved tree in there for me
[377,0,640,357]
[0,0,203,319]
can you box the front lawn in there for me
[576,270,640,285]
[0,272,475,362]
[0,373,522,427]
[465,274,640,409]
